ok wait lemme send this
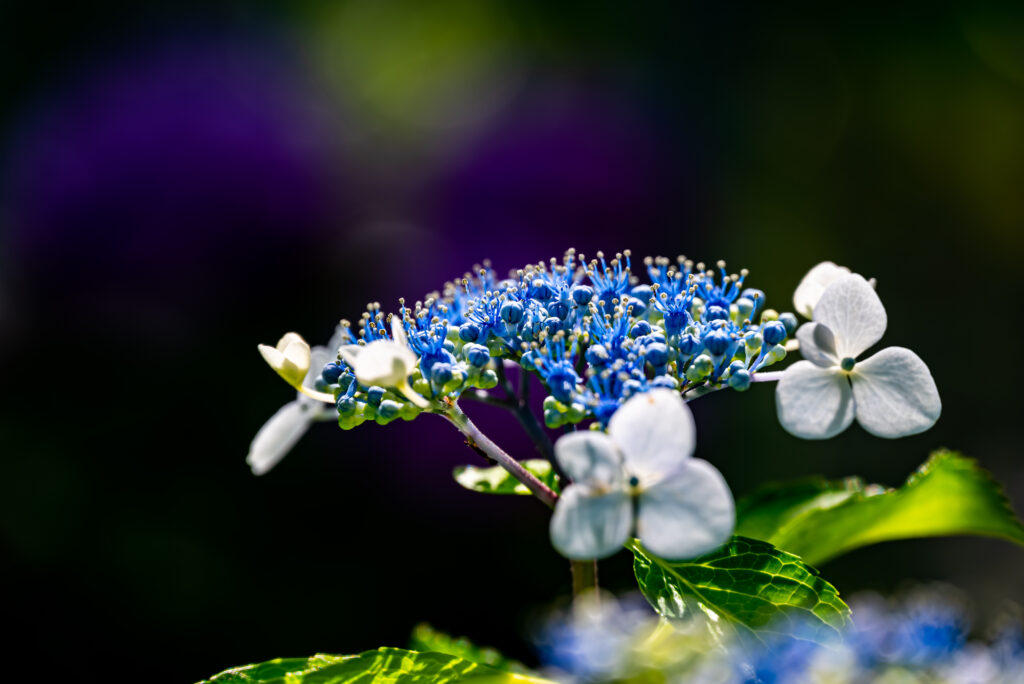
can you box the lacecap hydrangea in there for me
[309,250,797,429]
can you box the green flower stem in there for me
[443,401,559,509]
[571,559,599,596]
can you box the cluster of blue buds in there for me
[316,249,798,430]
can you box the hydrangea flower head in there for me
[549,389,735,560]
[776,273,941,439]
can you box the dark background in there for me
[2,2,1023,681]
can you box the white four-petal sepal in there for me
[549,390,734,561]
[793,261,851,319]
[778,274,940,440]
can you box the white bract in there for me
[248,326,347,475]
[338,316,428,407]
[793,261,851,319]
[776,274,941,439]
[549,389,734,561]
[258,332,335,403]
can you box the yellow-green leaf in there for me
[453,459,560,495]
[736,450,1024,566]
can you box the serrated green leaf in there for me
[736,450,1024,566]
[453,459,560,495]
[409,624,530,674]
[630,536,851,646]
[198,648,554,683]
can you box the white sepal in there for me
[793,261,851,318]
[851,347,941,438]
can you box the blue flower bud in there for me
[336,395,357,415]
[547,300,569,320]
[337,372,354,392]
[650,375,679,389]
[735,297,754,322]
[531,279,553,301]
[430,362,454,385]
[705,305,730,322]
[621,378,644,395]
[463,343,490,368]
[585,344,610,365]
[664,311,689,336]
[366,386,386,406]
[377,399,402,420]
[571,285,594,306]
[704,329,732,356]
[459,322,481,342]
[630,320,653,338]
[728,368,751,391]
[544,317,562,335]
[500,300,524,324]
[321,362,344,384]
[762,320,787,345]
[631,284,653,303]
[779,312,798,336]
[678,333,702,355]
[741,288,765,313]
[645,342,669,367]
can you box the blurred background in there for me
[2,1,1024,681]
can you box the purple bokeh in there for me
[3,34,343,304]
[420,84,703,273]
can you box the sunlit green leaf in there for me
[198,654,352,682]
[453,459,560,495]
[198,647,554,683]
[735,450,1024,566]
[409,623,530,674]
[630,536,850,646]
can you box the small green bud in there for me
[413,377,431,396]
[566,402,587,422]
[399,403,421,421]
[764,344,787,365]
[760,308,779,323]
[544,408,563,429]
[735,297,754,323]
[477,369,499,389]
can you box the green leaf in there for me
[735,450,1024,566]
[198,647,554,683]
[197,654,353,682]
[409,624,530,674]
[630,536,851,646]
[453,459,560,495]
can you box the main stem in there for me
[571,559,598,597]
[442,401,558,509]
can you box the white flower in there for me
[258,332,335,403]
[793,260,879,320]
[793,261,851,319]
[549,389,734,561]
[248,327,347,475]
[338,315,428,407]
[776,274,941,439]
